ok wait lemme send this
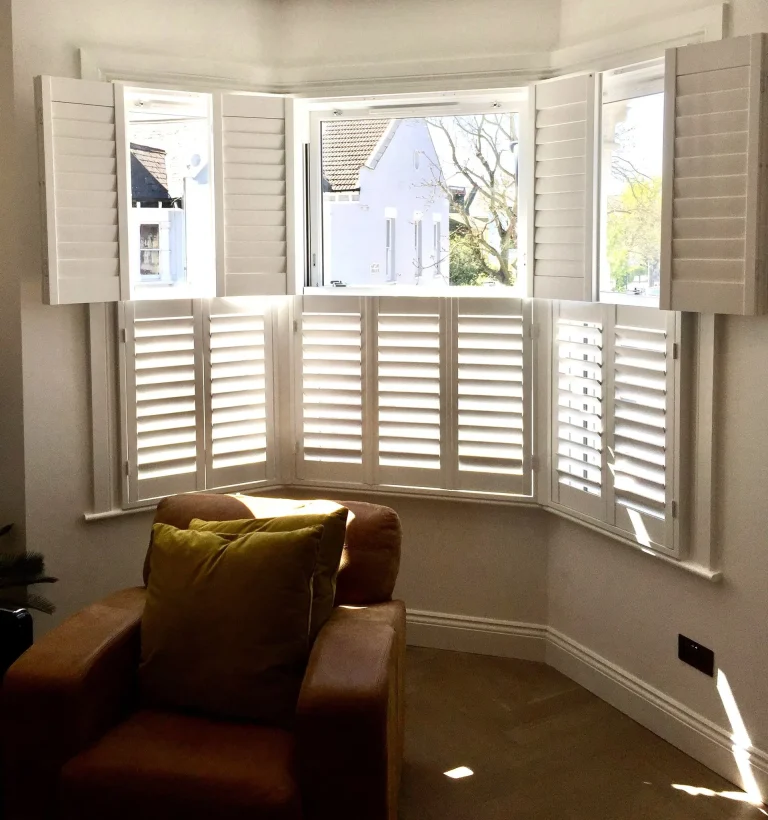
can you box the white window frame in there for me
[305,89,530,296]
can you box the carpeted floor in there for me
[400,647,767,820]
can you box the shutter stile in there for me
[205,300,271,487]
[454,298,528,494]
[376,300,443,487]
[298,297,365,483]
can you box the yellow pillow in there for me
[188,499,348,641]
[140,522,322,726]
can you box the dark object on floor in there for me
[1,494,405,820]
[0,525,57,614]
[0,608,32,677]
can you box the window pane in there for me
[600,93,664,304]
[319,114,519,288]
[126,88,214,296]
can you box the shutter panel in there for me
[611,306,676,552]
[204,298,273,489]
[297,295,365,483]
[551,302,606,520]
[35,76,126,305]
[661,34,768,314]
[453,297,530,495]
[531,73,598,302]
[122,300,204,504]
[376,296,446,489]
[214,94,292,297]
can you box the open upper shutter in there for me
[610,306,677,553]
[551,302,606,520]
[214,93,293,297]
[121,300,204,504]
[203,298,273,489]
[530,73,598,302]
[661,34,768,315]
[297,295,365,483]
[35,76,126,305]
[453,297,531,495]
[375,296,446,489]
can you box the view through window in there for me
[126,88,214,296]
[600,67,664,304]
[319,113,520,289]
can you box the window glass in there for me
[318,113,519,288]
[126,88,214,297]
[599,68,664,306]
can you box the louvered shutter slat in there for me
[36,76,124,305]
[204,299,271,488]
[662,34,768,314]
[124,302,203,503]
[376,299,443,487]
[298,297,364,482]
[531,74,597,302]
[215,95,291,297]
[453,299,528,493]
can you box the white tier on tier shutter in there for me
[661,34,768,315]
[203,298,273,489]
[121,300,204,503]
[452,297,531,495]
[551,302,606,521]
[530,73,598,302]
[296,295,366,483]
[35,76,127,305]
[214,93,294,297]
[375,296,447,489]
[610,306,677,552]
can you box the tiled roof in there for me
[130,143,170,203]
[321,119,393,192]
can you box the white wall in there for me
[326,120,449,286]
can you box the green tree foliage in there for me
[606,175,662,293]
[449,229,488,286]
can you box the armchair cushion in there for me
[140,523,321,725]
[187,498,348,640]
[58,710,301,820]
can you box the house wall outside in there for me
[325,120,449,286]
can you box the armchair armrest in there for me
[2,587,145,820]
[296,606,403,820]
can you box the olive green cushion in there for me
[140,522,323,726]
[188,500,348,641]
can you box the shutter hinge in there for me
[672,342,679,360]
[528,323,539,340]
[125,460,130,477]
[531,455,540,472]
[292,319,298,334]
[120,327,127,344]
[671,500,678,519]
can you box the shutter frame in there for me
[35,76,126,305]
[661,33,768,315]
[531,73,599,303]
[214,92,292,298]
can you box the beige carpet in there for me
[400,646,766,820]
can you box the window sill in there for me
[545,506,721,582]
[302,285,525,298]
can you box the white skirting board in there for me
[406,609,768,800]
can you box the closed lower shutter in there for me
[375,297,446,488]
[551,302,605,520]
[296,295,365,483]
[122,300,204,503]
[204,298,273,488]
[453,297,530,495]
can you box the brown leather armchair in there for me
[2,494,405,820]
